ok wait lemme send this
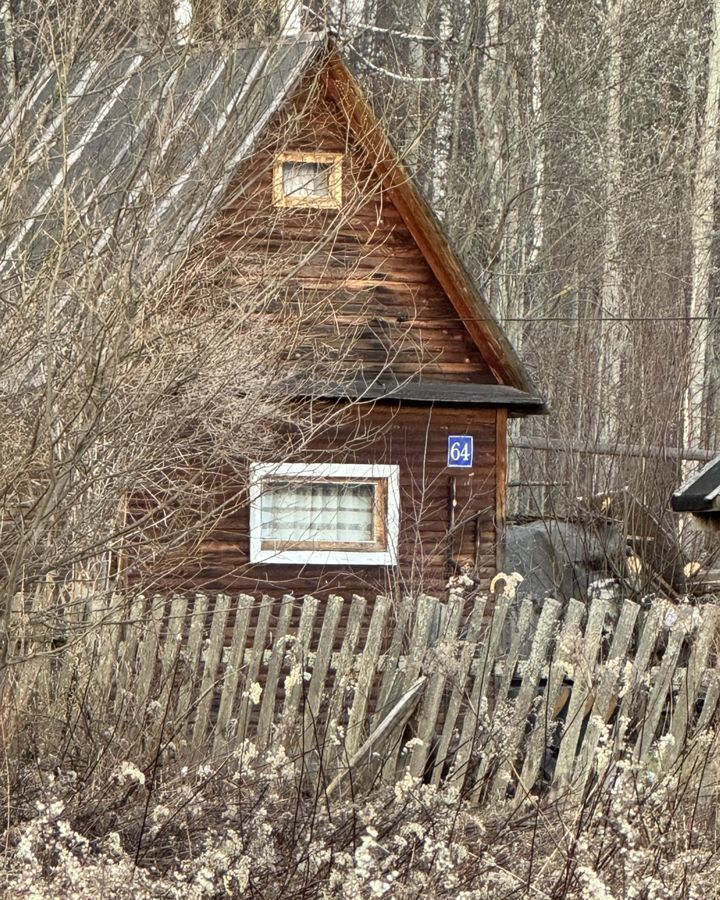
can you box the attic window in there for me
[249,463,399,565]
[273,152,342,209]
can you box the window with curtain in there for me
[249,463,400,566]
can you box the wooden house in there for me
[4,37,544,602]
[187,38,545,599]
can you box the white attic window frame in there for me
[249,462,399,566]
[273,151,343,209]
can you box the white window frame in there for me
[249,462,400,566]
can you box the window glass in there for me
[282,161,331,199]
[261,481,375,543]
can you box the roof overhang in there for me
[285,377,547,416]
[671,454,720,513]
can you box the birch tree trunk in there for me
[598,0,624,442]
[683,0,720,471]
[1,0,15,97]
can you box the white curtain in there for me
[282,162,330,199]
[261,482,374,542]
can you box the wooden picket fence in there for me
[12,586,720,802]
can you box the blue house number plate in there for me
[447,435,473,468]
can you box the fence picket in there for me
[450,592,511,789]
[192,593,231,748]
[612,602,663,753]
[469,596,534,801]
[383,594,436,781]
[490,598,562,799]
[323,595,366,770]
[573,598,639,789]
[132,596,166,730]
[553,596,608,786]
[670,605,719,760]
[345,596,390,760]
[156,594,189,731]
[430,594,487,786]
[372,596,413,728]
[176,594,209,737]
[214,594,254,754]
[515,599,586,803]
[236,596,272,742]
[255,595,294,748]
[409,594,463,779]
[302,595,344,754]
[113,596,146,717]
[634,608,690,761]
[93,592,126,709]
[281,595,318,733]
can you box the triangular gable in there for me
[317,46,540,398]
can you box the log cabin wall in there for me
[163,404,502,599]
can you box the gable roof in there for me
[1,36,542,404]
[0,39,320,281]
[672,454,720,513]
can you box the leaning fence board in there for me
[345,595,390,759]
[302,595,343,754]
[176,594,209,734]
[469,596,534,800]
[490,598,562,800]
[572,598,639,790]
[430,594,487,786]
[372,596,413,728]
[553,596,608,786]
[214,595,254,753]
[236,596,272,742]
[323,594,366,770]
[634,608,689,761]
[132,596,166,729]
[192,593,231,747]
[693,669,720,735]
[409,594,464,779]
[670,605,719,759]
[256,596,294,749]
[450,592,511,788]
[515,599,586,804]
[383,594,436,781]
[612,602,663,754]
